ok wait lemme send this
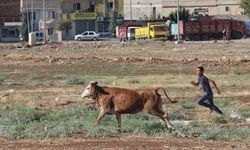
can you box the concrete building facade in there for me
[124,0,245,21]
[20,0,61,35]
[162,0,244,17]
[61,0,124,39]
[124,0,163,20]
[0,0,21,42]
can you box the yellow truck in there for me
[135,22,169,40]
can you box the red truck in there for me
[117,22,143,42]
[177,17,245,41]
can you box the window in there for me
[225,7,229,12]
[89,32,94,35]
[33,12,36,20]
[47,11,56,19]
[73,3,81,11]
[48,28,53,35]
[51,11,56,19]
[2,27,19,38]
[82,32,88,35]
[2,28,8,38]
[106,2,113,12]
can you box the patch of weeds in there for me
[0,104,46,124]
[234,71,241,75]
[53,74,67,80]
[86,126,120,137]
[4,104,248,140]
[23,93,42,101]
[30,74,42,80]
[198,127,222,140]
[25,80,41,87]
[179,100,196,109]
[1,104,91,139]
[189,120,201,128]
[214,98,237,107]
[25,80,53,87]
[212,115,228,124]
[4,79,21,86]
[0,75,5,84]
[198,126,250,141]
[168,110,192,120]
[25,74,47,87]
[66,76,85,85]
[229,84,236,87]
[125,113,151,121]
[128,79,140,84]
[238,108,250,118]
[138,122,165,135]
[44,81,54,87]
[213,70,220,75]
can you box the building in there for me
[0,0,21,42]
[20,0,61,38]
[95,0,124,32]
[61,0,124,40]
[123,0,245,21]
[162,0,244,17]
[124,0,163,21]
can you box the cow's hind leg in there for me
[149,110,173,130]
[149,110,186,137]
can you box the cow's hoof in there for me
[166,125,174,132]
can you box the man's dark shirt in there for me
[198,75,213,94]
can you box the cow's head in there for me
[81,81,98,98]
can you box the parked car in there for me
[74,31,100,41]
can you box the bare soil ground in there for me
[1,136,249,150]
[0,40,250,149]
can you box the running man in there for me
[190,66,223,114]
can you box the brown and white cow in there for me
[81,81,176,130]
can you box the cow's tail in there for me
[156,87,177,103]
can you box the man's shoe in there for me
[211,105,223,115]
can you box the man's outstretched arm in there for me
[209,79,221,94]
[190,80,199,86]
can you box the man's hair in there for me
[197,66,204,72]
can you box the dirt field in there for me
[1,136,249,150]
[0,39,250,149]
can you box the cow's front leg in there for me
[93,109,106,129]
[115,113,121,129]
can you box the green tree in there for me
[20,13,28,41]
[108,11,118,35]
[169,7,190,23]
[57,20,72,40]
[241,0,250,17]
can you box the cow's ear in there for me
[91,81,98,85]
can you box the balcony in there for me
[62,12,97,21]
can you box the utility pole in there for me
[43,0,46,44]
[176,0,183,44]
[26,0,30,34]
[177,0,180,42]
[31,0,33,32]
[130,0,132,22]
